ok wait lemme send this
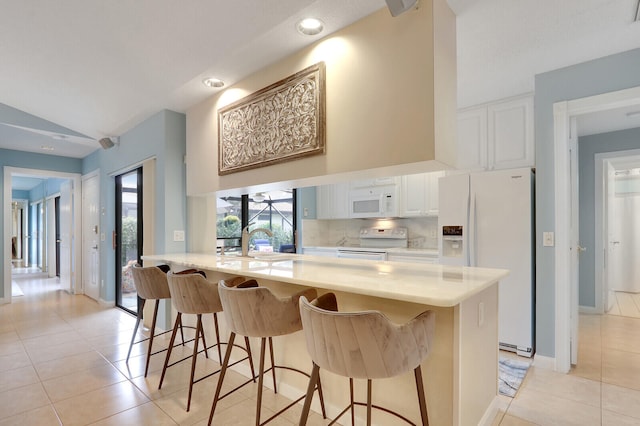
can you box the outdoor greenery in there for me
[121,216,138,264]
[216,214,293,251]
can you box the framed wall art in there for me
[218,62,326,175]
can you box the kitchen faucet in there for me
[241,224,273,257]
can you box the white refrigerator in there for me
[438,167,534,357]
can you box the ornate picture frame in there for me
[218,62,326,175]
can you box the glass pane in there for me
[120,171,139,312]
[216,196,242,253]
[248,190,294,253]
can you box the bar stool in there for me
[126,264,180,377]
[159,272,255,412]
[298,293,435,426]
[208,279,326,426]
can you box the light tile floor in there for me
[4,272,640,425]
[606,291,640,318]
[0,273,329,426]
[493,312,640,425]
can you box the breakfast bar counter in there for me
[143,252,508,425]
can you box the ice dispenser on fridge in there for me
[441,226,463,258]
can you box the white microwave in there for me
[349,187,398,218]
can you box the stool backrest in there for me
[166,272,223,314]
[218,279,317,338]
[299,293,435,379]
[131,264,172,300]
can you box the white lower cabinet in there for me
[387,252,438,264]
[302,247,338,257]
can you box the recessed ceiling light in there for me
[202,77,224,88]
[40,145,54,151]
[296,18,324,36]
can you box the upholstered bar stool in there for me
[298,293,435,426]
[126,264,180,377]
[208,279,326,426]
[160,272,255,412]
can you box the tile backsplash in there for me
[301,217,438,249]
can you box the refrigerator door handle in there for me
[469,193,476,266]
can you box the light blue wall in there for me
[11,190,29,200]
[535,47,640,357]
[81,110,187,303]
[578,127,640,307]
[0,149,82,298]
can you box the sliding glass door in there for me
[115,168,143,314]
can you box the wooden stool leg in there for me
[178,315,186,345]
[316,371,327,418]
[158,313,181,389]
[349,378,355,426]
[208,332,236,426]
[268,336,277,393]
[256,337,267,426]
[298,363,320,426]
[366,379,372,426]
[186,314,202,412]
[414,365,429,426]
[213,313,222,364]
[143,299,160,377]
[126,298,145,362]
[244,336,256,382]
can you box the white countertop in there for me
[143,252,508,307]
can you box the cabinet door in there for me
[425,171,444,215]
[316,185,332,219]
[332,182,350,219]
[488,95,534,170]
[457,107,488,170]
[400,174,427,216]
[316,183,349,219]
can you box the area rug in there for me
[11,281,24,297]
[499,356,530,397]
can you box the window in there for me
[216,189,296,254]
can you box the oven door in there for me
[337,249,387,261]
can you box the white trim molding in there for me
[553,85,640,373]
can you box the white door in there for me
[46,198,56,278]
[82,175,100,301]
[569,124,580,365]
[605,161,618,310]
[471,168,533,356]
[59,180,74,293]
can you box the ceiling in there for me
[2,0,640,160]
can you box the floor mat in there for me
[499,356,530,397]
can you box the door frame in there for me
[594,149,640,314]
[2,167,82,304]
[82,170,101,302]
[553,85,640,372]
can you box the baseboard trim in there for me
[579,305,599,314]
[532,353,556,370]
[478,396,503,426]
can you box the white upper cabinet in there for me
[400,171,444,217]
[316,182,350,219]
[457,94,534,171]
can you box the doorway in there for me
[596,151,640,317]
[553,86,640,372]
[115,167,142,315]
[3,168,82,303]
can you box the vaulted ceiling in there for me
[1,0,640,159]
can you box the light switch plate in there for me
[543,231,554,247]
[173,230,185,242]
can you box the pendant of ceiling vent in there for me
[385,0,419,17]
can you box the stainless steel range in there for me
[337,227,408,261]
